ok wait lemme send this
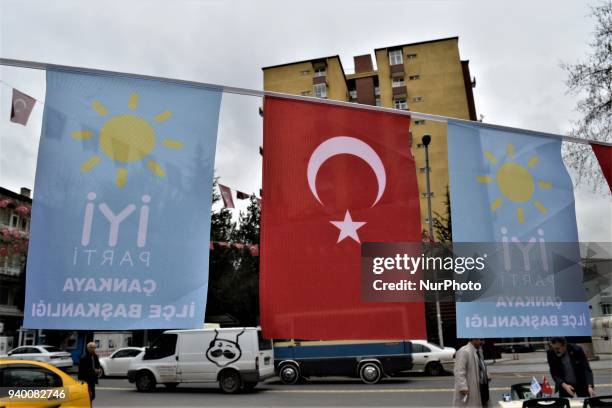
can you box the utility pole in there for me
[421,134,444,347]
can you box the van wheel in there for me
[425,362,443,376]
[219,370,242,394]
[279,363,300,385]
[135,371,156,392]
[359,362,382,384]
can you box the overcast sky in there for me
[0,0,610,241]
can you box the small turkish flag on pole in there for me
[11,89,36,126]
[236,191,249,200]
[260,96,425,340]
[218,184,235,209]
[541,375,554,396]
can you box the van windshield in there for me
[258,330,272,351]
[144,334,177,360]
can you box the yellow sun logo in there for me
[476,143,552,224]
[71,93,183,188]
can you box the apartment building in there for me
[0,186,31,347]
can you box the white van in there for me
[127,327,274,393]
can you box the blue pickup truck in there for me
[273,339,413,384]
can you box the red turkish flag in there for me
[541,375,554,395]
[11,89,36,126]
[260,96,425,340]
[591,143,612,192]
[219,184,235,209]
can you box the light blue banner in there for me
[25,69,222,329]
[448,121,591,337]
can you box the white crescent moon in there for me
[307,136,386,207]
[13,98,27,114]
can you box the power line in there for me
[1,57,610,147]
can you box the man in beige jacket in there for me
[453,339,489,407]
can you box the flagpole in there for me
[422,134,444,348]
[1,57,610,148]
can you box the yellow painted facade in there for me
[376,38,472,236]
[263,56,348,101]
[263,38,475,239]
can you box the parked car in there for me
[274,339,413,384]
[5,345,73,369]
[410,340,455,376]
[0,359,90,407]
[99,347,144,377]
[128,327,274,394]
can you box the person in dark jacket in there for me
[78,342,102,403]
[546,337,595,398]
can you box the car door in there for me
[411,344,428,370]
[7,347,27,361]
[22,347,43,362]
[111,349,141,376]
[142,334,178,384]
[0,364,65,408]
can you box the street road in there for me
[90,368,612,407]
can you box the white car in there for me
[100,347,144,377]
[410,340,455,376]
[6,345,73,368]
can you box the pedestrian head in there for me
[86,342,97,354]
[549,337,567,356]
[469,338,484,348]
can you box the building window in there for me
[389,50,403,66]
[20,218,28,232]
[418,167,431,173]
[602,303,612,315]
[392,77,405,87]
[394,99,407,110]
[314,67,326,77]
[349,90,357,99]
[414,120,426,125]
[375,98,381,107]
[299,70,311,76]
[313,83,327,98]
[409,75,420,80]
[0,287,9,305]
[412,96,424,102]
[422,192,435,198]
[301,91,311,96]
[407,53,417,60]
[10,214,18,229]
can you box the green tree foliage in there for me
[433,188,452,244]
[205,180,261,326]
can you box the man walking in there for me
[546,337,595,398]
[453,338,489,407]
[78,341,102,404]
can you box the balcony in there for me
[392,86,407,99]
[0,305,23,317]
[0,266,21,277]
[389,64,404,78]
[312,75,327,86]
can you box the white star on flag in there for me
[330,210,367,243]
